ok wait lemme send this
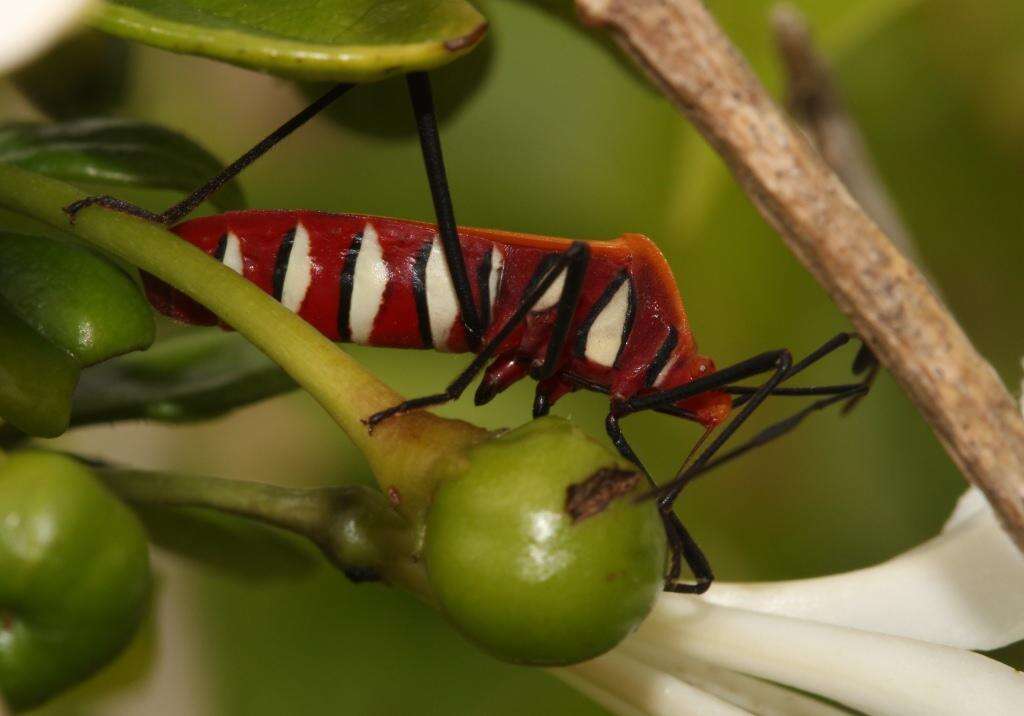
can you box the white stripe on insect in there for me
[487,246,504,321]
[584,279,631,367]
[349,223,388,344]
[280,223,313,313]
[425,237,460,350]
[221,232,244,274]
[533,269,566,312]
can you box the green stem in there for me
[0,164,486,519]
[97,467,431,599]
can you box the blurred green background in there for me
[9,0,1023,712]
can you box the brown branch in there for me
[575,0,1024,552]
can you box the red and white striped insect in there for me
[66,75,875,593]
[148,211,731,425]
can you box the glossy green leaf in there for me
[0,232,155,367]
[11,30,132,120]
[72,330,296,425]
[90,0,489,82]
[0,306,78,438]
[0,119,244,210]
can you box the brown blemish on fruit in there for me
[566,467,640,523]
[387,486,401,508]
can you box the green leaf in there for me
[90,0,489,82]
[0,306,78,438]
[72,330,297,425]
[0,119,244,211]
[10,30,132,121]
[0,232,155,367]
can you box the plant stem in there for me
[97,466,431,598]
[0,164,486,519]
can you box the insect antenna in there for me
[65,83,357,225]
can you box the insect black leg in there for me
[364,242,591,431]
[64,82,356,225]
[533,389,553,418]
[63,195,165,224]
[532,247,589,380]
[728,332,871,408]
[606,407,714,593]
[667,519,714,594]
[407,72,483,350]
[622,334,877,590]
[696,337,878,477]
[684,384,868,480]
[527,250,598,416]
[726,384,864,399]
[842,343,879,414]
[611,349,792,590]
[623,350,792,416]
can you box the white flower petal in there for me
[943,486,990,532]
[688,497,1024,650]
[620,642,851,716]
[558,651,755,716]
[633,597,1024,716]
[0,1,95,74]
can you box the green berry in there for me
[424,417,665,665]
[0,451,150,710]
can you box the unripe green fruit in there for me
[0,451,150,710]
[424,417,665,665]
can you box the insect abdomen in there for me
[148,210,699,400]
[150,210,502,352]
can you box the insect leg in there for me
[64,82,356,224]
[616,349,793,591]
[406,72,483,350]
[363,241,591,430]
[532,247,589,380]
[728,332,875,408]
[63,196,165,224]
[605,349,791,485]
[694,335,878,477]
[623,350,792,416]
[628,334,877,590]
[683,384,868,480]
[726,384,863,398]
[842,343,880,413]
[526,249,600,415]
[605,408,713,592]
